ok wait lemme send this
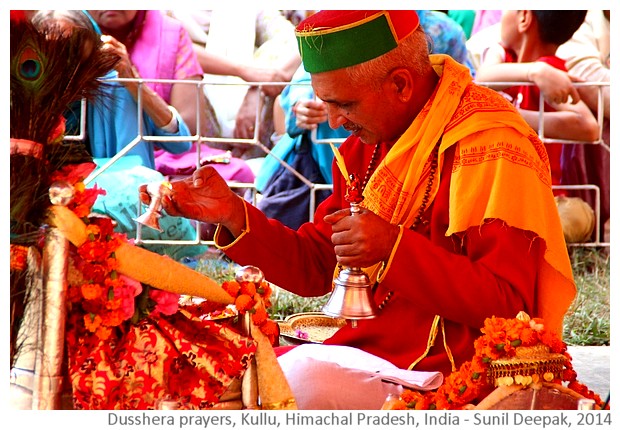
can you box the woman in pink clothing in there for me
[89,10,254,184]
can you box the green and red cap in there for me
[295,10,420,73]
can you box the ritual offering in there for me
[278,312,347,344]
[382,312,608,410]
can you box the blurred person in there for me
[556,10,610,241]
[34,10,193,170]
[476,10,598,192]
[33,9,207,261]
[254,64,349,229]
[170,9,301,158]
[88,10,254,184]
[417,10,476,76]
[88,10,217,137]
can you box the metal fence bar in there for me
[69,77,608,248]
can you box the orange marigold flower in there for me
[72,204,90,219]
[235,294,256,313]
[105,297,122,310]
[96,325,112,340]
[239,281,257,297]
[85,224,101,239]
[84,313,102,332]
[222,280,241,298]
[257,281,272,298]
[251,306,269,326]
[562,368,578,383]
[518,326,538,346]
[416,393,436,410]
[540,331,565,353]
[260,319,278,334]
[106,257,120,271]
[400,389,424,404]
[81,283,102,300]
[102,309,125,327]
[74,182,86,193]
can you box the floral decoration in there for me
[55,162,267,409]
[60,162,180,341]
[383,312,608,410]
[176,276,279,347]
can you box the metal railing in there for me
[72,77,609,248]
[476,81,609,247]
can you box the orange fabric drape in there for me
[363,55,575,336]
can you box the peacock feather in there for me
[10,14,120,368]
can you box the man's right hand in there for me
[139,166,247,236]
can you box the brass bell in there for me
[322,173,379,326]
[134,181,172,232]
[323,266,379,324]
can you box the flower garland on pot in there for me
[383,312,608,410]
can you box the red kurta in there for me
[223,137,539,376]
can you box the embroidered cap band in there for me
[295,10,420,73]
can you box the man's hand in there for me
[139,166,246,236]
[324,208,400,268]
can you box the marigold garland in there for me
[59,163,180,341]
[384,312,608,410]
[223,279,278,345]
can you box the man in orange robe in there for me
[145,10,574,409]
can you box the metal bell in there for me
[322,266,379,324]
[322,173,380,326]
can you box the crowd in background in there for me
[32,9,610,249]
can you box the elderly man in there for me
[143,10,574,409]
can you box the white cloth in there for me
[277,344,443,409]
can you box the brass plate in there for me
[278,312,346,344]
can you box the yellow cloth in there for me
[363,55,575,336]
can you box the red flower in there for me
[221,280,241,298]
[239,281,257,297]
[251,306,269,326]
[78,241,110,262]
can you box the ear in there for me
[386,68,414,103]
[517,10,534,33]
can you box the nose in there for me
[325,104,347,130]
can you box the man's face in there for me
[311,68,399,146]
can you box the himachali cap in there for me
[295,10,420,73]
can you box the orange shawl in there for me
[363,55,575,336]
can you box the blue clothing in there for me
[417,10,476,77]
[255,66,350,192]
[65,70,192,169]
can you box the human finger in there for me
[323,208,352,225]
